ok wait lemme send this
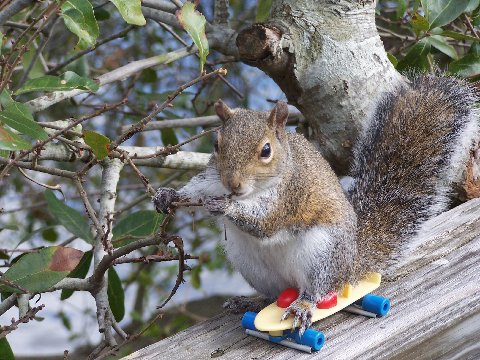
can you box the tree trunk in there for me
[235,0,405,174]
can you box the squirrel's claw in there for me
[281,297,315,336]
[204,197,229,215]
[152,187,179,214]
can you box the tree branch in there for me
[0,0,33,26]
[26,47,197,112]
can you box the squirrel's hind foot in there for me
[223,295,271,314]
[281,297,315,336]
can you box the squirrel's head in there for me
[213,100,290,198]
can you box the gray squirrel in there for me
[153,74,478,334]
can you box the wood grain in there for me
[123,199,480,360]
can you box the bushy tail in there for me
[351,75,479,273]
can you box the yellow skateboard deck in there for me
[254,272,382,332]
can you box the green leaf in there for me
[112,210,163,247]
[0,89,13,107]
[0,126,31,151]
[0,246,84,293]
[61,0,99,50]
[108,267,125,322]
[161,128,178,146]
[0,101,48,140]
[21,43,45,79]
[61,250,92,300]
[83,130,110,160]
[397,38,431,71]
[0,337,15,360]
[396,0,408,19]
[449,52,480,77]
[109,0,146,26]
[42,227,58,242]
[428,35,458,59]
[256,0,273,22]
[0,224,19,232]
[16,71,99,95]
[0,150,9,157]
[176,2,209,72]
[441,30,480,42]
[44,190,94,243]
[140,68,157,83]
[414,0,421,11]
[190,265,201,289]
[421,0,470,29]
[94,7,110,21]
[387,52,398,67]
[466,0,480,12]
[411,12,430,35]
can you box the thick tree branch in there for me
[26,47,197,112]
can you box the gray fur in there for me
[351,74,479,275]
[154,77,478,333]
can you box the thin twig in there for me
[111,68,227,148]
[0,100,125,180]
[0,304,45,339]
[47,25,135,74]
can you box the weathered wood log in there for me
[123,198,480,360]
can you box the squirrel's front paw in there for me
[281,296,315,336]
[152,187,179,214]
[204,197,229,216]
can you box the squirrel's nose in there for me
[228,179,242,193]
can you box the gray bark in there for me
[234,0,405,174]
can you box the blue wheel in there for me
[361,294,390,317]
[294,329,325,351]
[241,311,258,331]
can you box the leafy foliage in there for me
[61,0,99,50]
[177,2,209,72]
[108,267,125,322]
[112,210,163,247]
[0,337,15,360]
[109,0,146,26]
[16,71,99,95]
[378,0,480,77]
[44,190,94,243]
[83,130,111,160]
[0,246,84,293]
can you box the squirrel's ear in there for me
[215,100,233,123]
[268,101,289,128]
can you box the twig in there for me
[157,235,185,309]
[17,167,62,190]
[73,178,104,239]
[158,22,243,99]
[464,14,480,40]
[113,253,198,265]
[0,0,34,27]
[0,278,28,294]
[0,100,125,180]
[111,68,227,148]
[47,25,135,74]
[26,46,196,112]
[0,304,44,339]
[92,312,164,360]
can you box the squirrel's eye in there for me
[214,139,219,153]
[260,143,271,158]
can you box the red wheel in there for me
[277,288,299,308]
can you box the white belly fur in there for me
[223,220,334,298]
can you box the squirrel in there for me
[153,74,478,334]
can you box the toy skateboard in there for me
[241,272,390,353]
